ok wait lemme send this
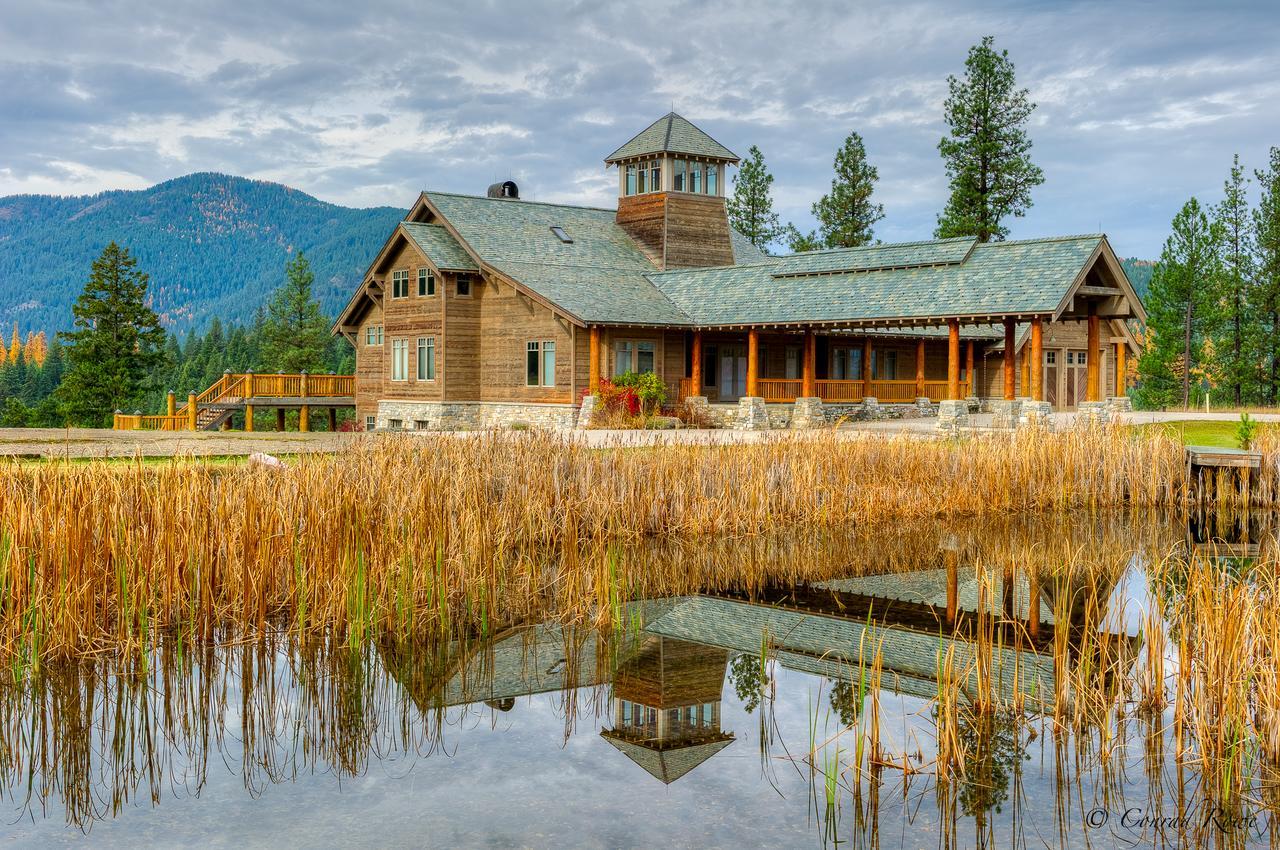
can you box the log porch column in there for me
[862,336,873,387]
[1003,319,1016,400]
[965,340,975,397]
[588,326,602,394]
[1086,303,1101,402]
[1020,349,1030,396]
[746,328,760,396]
[915,338,926,398]
[947,319,961,400]
[1115,341,1127,397]
[166,390,176,418]
[689,330,703,396]
[1030,319,1044,401]
[299,406,310,432]
[187,392,197,431]
[802,328,817,397]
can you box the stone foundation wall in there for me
[375,400,580,431]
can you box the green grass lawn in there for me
[1132,419,1267,448]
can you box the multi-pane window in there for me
[1046,351,1058,365]
[875,350,898,380]
[637,163,647,194]
[672,158,686,192]
[417,337,435,381]
[456,275,471,297]
[649,161,661,193]
[690,162,702,193]
[625,164,637,195]
[526,340,555,387]
[364,325,384,346]
[365,415,375,431]
[390,339,408,381]
[614,340,655,376]
[418,268,435,296]
[391,270,409,298]
[706,164,718,195]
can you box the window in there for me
[706,164,718,196]
[417,336,435,381]
[364,326,383,346]
[391,339,408,381]
[550,225,572,243]
[785,345,800,380]
[690,162,702,194]
[672,158,686,192]
[614,340,655,375]
[625,164,637,195]
[418,268,435,296]
[456,276,471,297]
[650,161,661,193]
[414,420,430,430]
[365,415,376,431]
[1045,351,1057,365]
[391,270,409,298]
[832,347,863,381]
[526,340,556,387]
[875,350,898,380]
[388,418,403,431]
[636,163,647,194]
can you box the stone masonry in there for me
[377,400,580,431]
[790,397,825,429]
[736,396,770,431]
[1075,400,1111,427]
[936,399,969,435]
[989,399,1022,429]
[1018,400,1054,428]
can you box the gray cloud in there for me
[1,0,1278,257]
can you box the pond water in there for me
[3,510,1277,848]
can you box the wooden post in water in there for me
[947,320,961,400]
[588,327,601,394]
[1002,565,1015,622]
[1030,319,1044,401]
[915,338,926,399]
[747,329,760,396]
[689,331,703,396]
[945,549,958,627]
[1027,570,1041,640]
[1003,320,1016,400]
[187,392,197,430]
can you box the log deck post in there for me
[187,392,197,431]
[947,319,961,400]
[328,407,338,431]
[299,371,310,432]
[965,340,975,397]
[166,390,176,418]
[275,408,286,431]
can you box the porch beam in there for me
[1030,319,1044,401]
[947,319,960,400]
[747,329,760,397]
[1086,303,1101,402]
[1003,319,1016,400]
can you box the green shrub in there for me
[1237,412,1258,450]
[613,371,667,413]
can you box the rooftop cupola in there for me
[605,113,740,270]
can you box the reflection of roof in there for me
[814,568,1056,626]
[600,730,735,784]
[646,596,1054,707]
[439,624,606,707]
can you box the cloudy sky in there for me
[2,0,1278,258]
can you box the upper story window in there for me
[690,162,702,193]
[672,158,686,192]
[625,164,637,196]
[417,268,435,296]
[390,339,408,381]
[391,270,409,298]
[364,325,384,346]
[649,160,661,193]
[706,163,718,196]
[456,275,471,297]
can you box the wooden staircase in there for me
[114,373,356,431]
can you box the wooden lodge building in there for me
[333,113,1147,431]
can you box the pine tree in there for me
[780,224,824,253]
[6,323,19,364]
[259,252,330,374]
[727,145,782,251]
[935,36,1045,242]
[1137,199,1223,409]
[812,131,884,248]
[1213,155,1254,405]
[1252,147,1280,404]
[56,242,167,426]
[23,331,47,366]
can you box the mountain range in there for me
[0,173,405,336]
[0,172,1155,338]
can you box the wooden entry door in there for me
[1063,350,1089,408]
[1043,350,1059,408]
[719,344,748,401]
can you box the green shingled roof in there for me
[648,235,1107,326]
[605,113,739,163]
[771,237,977,277]
[401,222,478,272]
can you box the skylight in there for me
[550,225,572,244]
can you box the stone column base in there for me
[791,396,825,429]
[1076,400,1111,426]
[937,399,969,435]
[1018,400,1053,428]
[575,394,598,429]
[861,396,881,420]
[682,396,711,428]
[966,396,981,413]
[1107,396,1132,414]
[990,399,1022,429]
[736,396,770,431]
[914,397,937,417]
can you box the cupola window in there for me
[672,159,686,192]
[625,164,637,195]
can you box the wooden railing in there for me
[751,378,971,404]
[759,378,804,402]
[115,372,356,430]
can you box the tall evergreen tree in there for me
[727,145,782,251]
[812,131,884,248]
[1213,155,1254,405]
[1252,147,1280,404]
[780,224,824,253]
[56,242,166,426]
[935,36,1045,242]
[260,252,330,374]
[1137,198,1223,409]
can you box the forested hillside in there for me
[1120,257,1155,300]
[0,173,405,335]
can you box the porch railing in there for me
[758,378,970,404]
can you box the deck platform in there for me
[1186,445,1262,506]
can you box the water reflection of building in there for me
[600,636,735,784]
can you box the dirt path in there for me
[0,428,354,459]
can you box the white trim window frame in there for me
[391,338,408,381]
[526,340,557,387]
[417,336,436,381]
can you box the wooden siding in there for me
[478,280,575,403]
[662,193,735,269]
[354,299,385,423]
[443,272,481,400]
[615,193,666,266]
[375,240,446,404]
